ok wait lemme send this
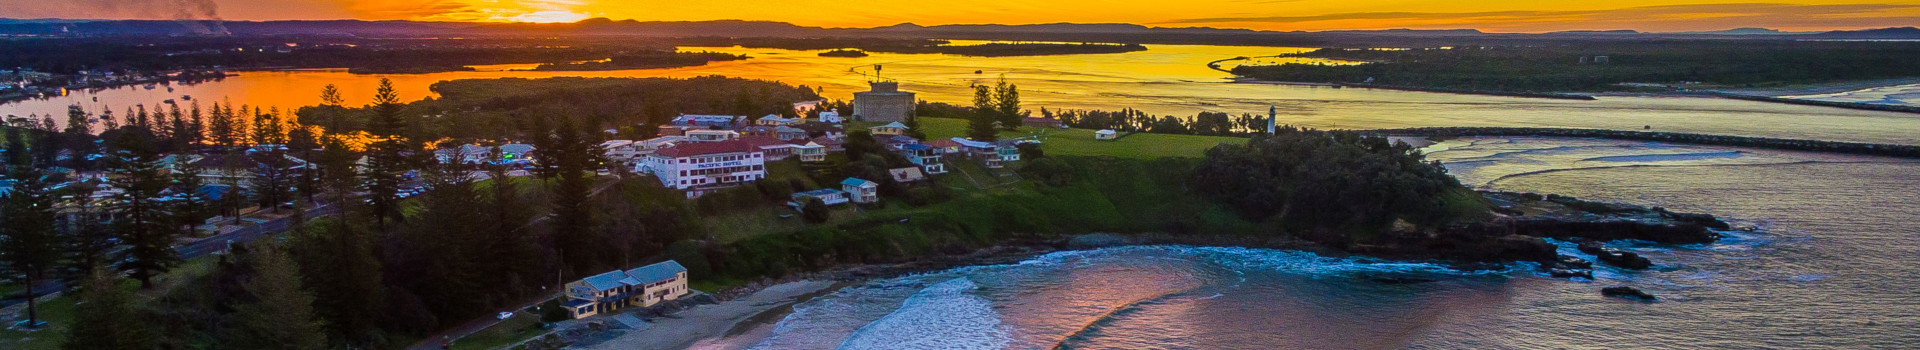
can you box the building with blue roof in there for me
[562,260,693,319]
[841,177,879,204]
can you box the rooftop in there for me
[653,139,756,157]
[842,177,877,187]
[625,260,687,284]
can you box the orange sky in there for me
[7,0,1920,32]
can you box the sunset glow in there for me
[5,0,1914,32]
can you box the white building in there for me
[818,111,844,124]
[842,178,879,203]
[1095,129,1118,140]
[685,129,742,143]
[642,140,767,195]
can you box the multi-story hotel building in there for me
[641,140,767,195]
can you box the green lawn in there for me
[914,117,1245,159]
[0,254,222,350]
[450,311,544,350]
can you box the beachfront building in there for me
[792,188,850,206]
[562,261,692,319]
[870,122,909,136]
[1095,129,1118,140]
[852,81,915,123]
[842,178,879,203]
[899,143,947,174]
[641,140,767,196]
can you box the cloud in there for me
[1158,3,1920,31]
[1,0,221,20]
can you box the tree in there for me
[0,169,59,329]
[967,84,999,142]
[169,157,213,237]
[3,127,29,168]
[363,79,411,228]
[800,198,830,223]
[479,165,544,304]
[992,77,1022,130]
[386,162,488,326]
[228,244,329,350]
[546,117,604,277]
[319,84,344,106]
[60,180,115,287]
[62,269,159,350]
[286,126,322,202]
[106,133,180,288]
[288,220,385,345]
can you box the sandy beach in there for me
[583,280,839,350]
[1711,77,1920,96]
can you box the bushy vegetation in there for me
[1193,127,1484,241]
[1232,41,1920,92]
[531,51,748,71]
[297,76,820,142]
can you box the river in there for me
[5,42,1920,146]
[720,137,1919,349]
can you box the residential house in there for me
[498,144,536,163]
[924,139,963,155]
[433,144,494,164]
[562,260,692,319]
[791,188,849,206]
[948,137,1004,168]
[773,126,810,141]
[888,167,927,183]
[657,125,699,137]
[672,114,740,128]
[641,140,767,197]
[818,111,844,123]
[996,140,1024,163]
[899,143,946,174]
[685,129,742,143]
[740,136,797,161]
[1023,117,1063,129]
[793,123,846,140]
[809,136,847,152]
[601,140,644,169]
[793,142,829,162]
[842,178,879,204]
[877,135,920,152]
[756,114,802,126]
[869,122,909,136]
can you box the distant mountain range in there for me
[1,18,1916,43]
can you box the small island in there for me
[1228,41,1920,94]
[529,51,749,71]
[346,65,478,75]
[818,49,870,57]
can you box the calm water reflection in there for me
[7,42,1920,145]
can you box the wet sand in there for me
[585,280,839,350]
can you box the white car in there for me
[497,312,515,320]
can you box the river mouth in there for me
[12,43,1920,146]
[730,137,1920,349]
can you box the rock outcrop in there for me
[1601,286,1656,301]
